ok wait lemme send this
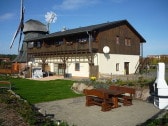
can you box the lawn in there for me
[9,78,82,104]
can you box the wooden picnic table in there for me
[96,88,124,108]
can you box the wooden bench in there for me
[0,81,11,90]
[109,85,135,106]
[83,89,113,111]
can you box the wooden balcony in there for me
[27,41,98,56]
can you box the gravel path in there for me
[35,97,162,126]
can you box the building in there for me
[147,55,168,68]
[12,19,48,74]
[25,20,146,78]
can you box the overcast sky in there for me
[0,0,168,56]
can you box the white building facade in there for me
[26,20,146,78]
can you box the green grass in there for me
[9,78,82,104]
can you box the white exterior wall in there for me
[66,62,89,77]
[97,53,139,75]
[48,63,54,72]
[30,53,139,77]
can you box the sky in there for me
[0,0,168,57]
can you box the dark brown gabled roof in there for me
[25,20,146,42]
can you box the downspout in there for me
[87,31,92,53]
[140,43,143,58]
[87,31,94,77]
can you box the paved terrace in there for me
[32,75,167,126]
[35,97,165,126]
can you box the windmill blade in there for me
[17,7,24,51]
[10,0,24,49]
[10,24,21,49]
[18,27,23,51]
[20,0,24,22]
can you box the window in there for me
[125,38,131,46]
[116,63,119,71]
[116,36,120,44]
[66,41,73,45]
[34,42,37,47]
[75,63,80,71]
[127,39,131,46]
[28,42,34,48]
[37,41,41,48]
[55,40,63,45]
[78,38,88,43]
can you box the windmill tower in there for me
[10,0,48,74]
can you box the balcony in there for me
[27,41,98,56]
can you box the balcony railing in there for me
[27,41,98,55]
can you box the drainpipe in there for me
[140,43,143,58]
[87,31,92,53]
[87,31,94,78]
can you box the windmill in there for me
[45,11,57,33]
[10,0,24,51]
[9,0,49,76]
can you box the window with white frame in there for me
[116,63,119,71]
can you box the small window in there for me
[75,63,80,71]
[59,41,64,45]
[28,42,34,48]
[127,39,131,46]
[37,41,41,48]
[125,38,131,46]
[55,40,63,45]
[116,63,119,71]
[78,38,88,43]
[116,36,120,44]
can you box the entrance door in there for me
[58,64,64,75]
[89,65,99,78]
[124,62,129,75]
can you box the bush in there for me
[140,112,168,126]
[0,89,56,125]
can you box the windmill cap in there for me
[23,19,48,33]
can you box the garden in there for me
[0,75,82,126]
[0,74,168,126]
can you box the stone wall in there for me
[71,82,152,102]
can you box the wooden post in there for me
[41,58,46,71]
[61,56,69,78]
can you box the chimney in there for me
[153,62,168,109]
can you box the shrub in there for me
[0,89,56,125]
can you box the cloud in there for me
[53,0,100,10]
[0,13,14,21]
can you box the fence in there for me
[99,69,168,81]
